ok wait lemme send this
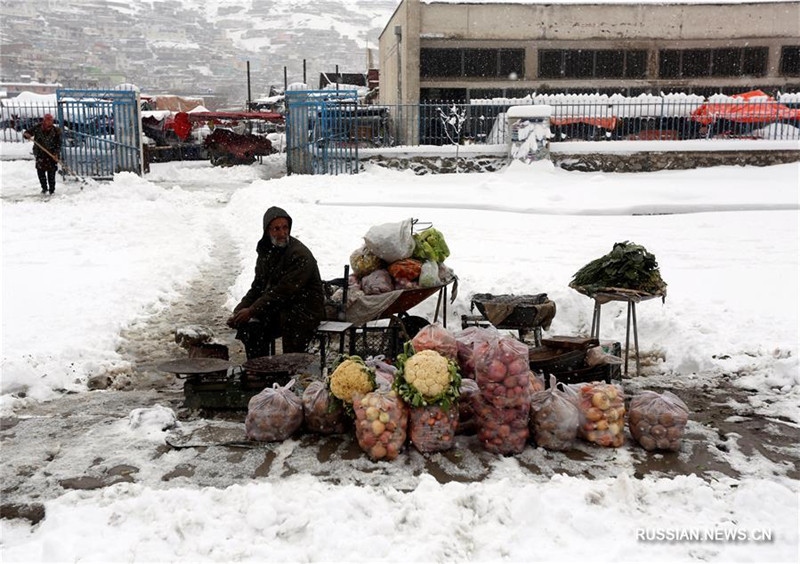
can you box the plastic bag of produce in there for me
[565,381,626,448]
[528,371,545,394]
[409,403,459,453]
[457,378,480,435]
[365,355,397,392]
[350,245,384,278]
[473,330,531,409]
[361,269,394,295]
[419,260,441,288]
[364,218,415,263]
[454,326,495,379]
[353,390,409,461]
[245,379,303,442]
[394,278,420,290]
[388,258,422,282]
[411,322,458,361]
[629,391,689,451]
[529,376,579,451]
[472,393,530,455]
[302,380,348,435]
[585,346,623,367]
[412,228,450,263]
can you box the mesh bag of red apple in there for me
[472,329,531,454]
[353,390,409,461]
[408,403,459,453]
[529,376,580,451]
[245,379,304,441]
[628,391,689,451]
[564,381,626,448]
[302,381,348,435]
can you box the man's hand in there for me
[23,132,31,141]
[226,307,253,328]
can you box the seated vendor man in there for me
[227,206,325,358]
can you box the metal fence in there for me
[0,99,57,142]
[365,99,800,146]
[4,95,797,152]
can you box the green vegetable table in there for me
[584,288,664,377]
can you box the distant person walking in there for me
[24,114,62,195]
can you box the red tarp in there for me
[551,116,618,130]
[691,90,800,125]
[185,111,284,123]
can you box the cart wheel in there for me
[397,314,430,341]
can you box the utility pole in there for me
[246,60,252,111]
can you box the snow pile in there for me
[2,473,796,562]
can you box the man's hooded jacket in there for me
[234,206,325,347]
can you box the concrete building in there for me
[378,0,800,105]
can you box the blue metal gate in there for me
[285,90,359,175]
[56,89,143,179]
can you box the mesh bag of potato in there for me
[629,390,689,451]
[565,381,626,448]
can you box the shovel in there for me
[27,137,83,184]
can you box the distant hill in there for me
[0,0,399,108]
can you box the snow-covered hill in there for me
[0,0,398,107]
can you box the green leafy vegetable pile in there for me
[412,228,450,263]
[570,241,667,297]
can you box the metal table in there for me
[585,289,664,377]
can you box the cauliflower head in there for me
[329,357,375,404]
[403,349,452,398]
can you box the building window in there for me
[538,49,648,79]
[742,47,768,76]
[539,50,563,78]
[659,47,768,78]
[499,49,525,78]
[780,46,800,76]
[420,48,461,78]
[420,48,525,79]
[781,46,800,76]
[464,49,499,78]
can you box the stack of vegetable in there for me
[245,379,304,442]
[302,381,348,435]
[394,344,462,453]
[345,220,455,299]
[472,329,532,454]
[411,322,459,361]
[629,391,689,451]
[570,241,667,297]
[529,376,579,451]
[353,390,409,461]
[328,355,376,415]
[566,382,626,448]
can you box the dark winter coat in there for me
[234,206,325,348]
[25,123,62,172]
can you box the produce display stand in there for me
[157,354,318,411]
[466,293,556,346]
[574,286,664,377]
[320,271,458,366]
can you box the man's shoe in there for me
[41,189,48,194]
[49,190,54,195]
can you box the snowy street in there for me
[1,144,798,562]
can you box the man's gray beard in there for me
[270,235,289,248]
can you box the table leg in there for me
[591,300,602,339]
[624,302,632,377]
[632,301,640,376]
[319,333,327,370]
